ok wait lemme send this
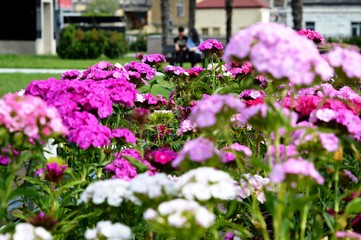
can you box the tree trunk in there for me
[291,0,303,30]
[188,0,196,30]
[160,0,170,47]
[225,0,233,43]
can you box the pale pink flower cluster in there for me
[327,46,361,80]
[0,93,68,139]
[270,158,324,185]
[177,119,197,135]
[238,173,271,203]
[223,22,334,85]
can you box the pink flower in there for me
[327,46,361,80]
[223,22,333,85]
[111,128,137,144]
[336,231,361,239]
[297,29,325,45]
[221,143,252,163]
[270,158,324,185]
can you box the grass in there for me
[0,54,135,69]
[0,73,172,97]
[0,73,60,96]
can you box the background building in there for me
[196,0,270,36]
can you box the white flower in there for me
[85,221,132,240]
[78,179,139,207]
[176,167,239,201]
[13,223,53,240]
[144,199,215,229]
[0,234,11,240]
[153,110,173,114]
[136,94,145,103]
[129,173,177,199]
[314,108,337,122]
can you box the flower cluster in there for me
[186,66,205,78]
[0,93,68,140]
[142,53,166,67]
[85,221,132,240]
[124,61,156,86]
[199,38,224,57]
[238,174,271,203]
[129,173,177,200]
[221,143,252,163]
[177,119,197,135]
[270,158,325,185]
[11,223,53,240]
[176,167,239,201]
[78,179,139,207]
[145,148,177,165]
[223,22,333,85]
[172,138,221,167]
[227,61,252,78]
[111,128,137,144]
[297,29,325,45]
[164,65,188,76]
[188,94,244,129]
[327,46,361,80]
[143,199,215,228]
[104,148,155,181]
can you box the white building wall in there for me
[196,8,270,36]
[285,6,361,38]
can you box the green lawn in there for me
[0,54,135,69]
[0,73,171,97]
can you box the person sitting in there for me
[186,28,203,67]
[173,26,188,67]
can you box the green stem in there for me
[300,186,310,240]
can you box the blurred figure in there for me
[174,26,188,67]
[186,28,203,67]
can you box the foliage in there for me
[2,23,361,240]
[129,35,147,52]
[82,0,118,16]
[57,25,129,60]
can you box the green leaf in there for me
[345,198,361,215]
[322,212,334,231]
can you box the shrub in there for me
[103,31,128,59]
[129,34,147,52]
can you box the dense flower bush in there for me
[2,22,361,240]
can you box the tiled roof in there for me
[196,0,269,9]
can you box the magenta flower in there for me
[146,148,177,165]
[68,125,112,149]
[37,162,67,183]
[142,53,166,67]
[124,61,156,83]
[270,158,324,185]
[111,128,137,144]
[297,29,325,45]
[172,137,221,167]
[199,39,224,56]
[223,22,334,85]
[186,66,205,77]
[228,61,252,78]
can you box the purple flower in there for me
[172,137,221,167]
[223,22,334,85]
[188,94,245,129]
[61,70,81,80]
[111,128,137,144]
[270,158,324,185]
[343,170,358,183]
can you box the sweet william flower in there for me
[85,221,132,240]
[36,161,67,183]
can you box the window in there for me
[201,28,209,36]
[352,22,361,37]
[176,0,184,18]
[212,27,220,36]
[305,22,315,30]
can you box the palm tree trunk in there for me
[188,0,196,30]
[160,0,170,47]
[225,0,233,43]
[291,0,303,30]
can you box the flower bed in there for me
[1,22,361,240]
